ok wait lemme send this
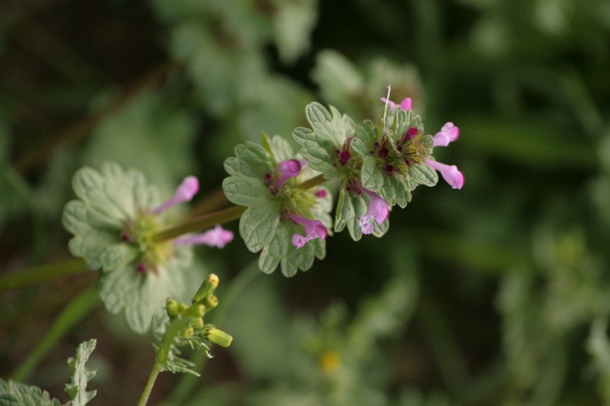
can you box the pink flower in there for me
[427,122,464,189]
[359,189,390,235]
[154,176,199,214]
[380,97,413,111]
[277,159,306,188]
[174,225,234,248]
[425,159,464,189]
[287,213,327,249]
[433,122,459,147]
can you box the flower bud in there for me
[192,274,219,304]
[203,295,218,311]
[203,326,233,347]
[183,303,206,318]
[166,298,180,318]
[182,327,194,338]
[191,317,204,330]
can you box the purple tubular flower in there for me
[154,176,199,214]
[277,159,306,188]
[287,213,327,249]
[359,189,390,235]
[174,225,234,248]
[425,159,464,189]
[433,122,460,147]
[380,97,413,111]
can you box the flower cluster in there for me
[222,134,332,277]
[62,162,233,333]
[154,274,232,376]
[222,98,463,275]
[292,99,463,241]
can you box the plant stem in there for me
[0,258,89,292]
[138,364,163,406]
[297,174,326,190]
[152,205,246,244]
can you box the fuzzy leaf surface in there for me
[293,102,355,179]
[0,380,61,406]
[65,339,97,406]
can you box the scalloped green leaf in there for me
[408,164,439,190]
[292,102,355,179]
[0,380,61,406]
[240,205,282,253]
[65,339,97,406]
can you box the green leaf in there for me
[408,163,438,190]
[0,380,61,406]
[292,102,355,179]
[65,340,97,406]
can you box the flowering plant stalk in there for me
[1,93,463,404]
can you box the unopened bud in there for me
[192,274,219,304]
[182,327,194,338]
[203,295,218,311]
[166,299,179,318]
[203,326,233,347]
[183,304,205,318]
[177,303,189,314]
[191,317,204,330]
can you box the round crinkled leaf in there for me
[292,102,355,179]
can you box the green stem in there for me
[0,258,89,292]
[137,364,163,406]
[297,174,326,190]
[152,205,246,244]
[10,287,98,382]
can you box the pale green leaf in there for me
[0,380,61,406]
[292,102,355,179]
[65,339,97,406]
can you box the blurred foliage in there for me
[1,0,610,405]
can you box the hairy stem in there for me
[0,258,90,292]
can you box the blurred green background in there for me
[1,0,610,404]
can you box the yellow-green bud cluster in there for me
[164,273,232,347]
